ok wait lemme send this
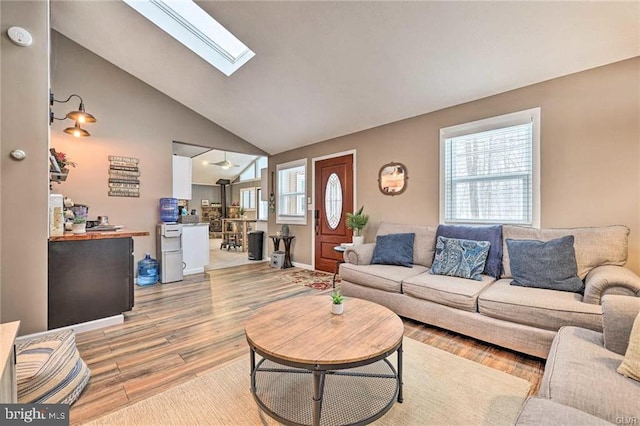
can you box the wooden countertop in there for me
[49,229,150,242]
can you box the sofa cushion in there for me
[478,280,602,332]
[507,236,584,293]
[431,236,490,281]
[377,222,437,268]
[339,262,428,293]
[540,326,640,422]
[371,233,415,267]
[617,312,640,382]
[516,398,610,426]
[403,273,496,312]
[436,224,503,278]
[502,225,629,279]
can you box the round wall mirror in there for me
[378,162,408,196]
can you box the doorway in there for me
[314,154,354,273]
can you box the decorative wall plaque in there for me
[108,155,140,197]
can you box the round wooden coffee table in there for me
[245,295,404,426]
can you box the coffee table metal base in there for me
[249,344,403,426]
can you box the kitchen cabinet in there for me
[172,155,192,200]
[48,231,148,329]
[182,223,210,275]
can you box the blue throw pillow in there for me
[430,236,490,281]
[371,233,415,267]
[436,224,503,278]
[507,236,584,293]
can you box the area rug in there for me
[282,269,339,291]
[86,337,530,425]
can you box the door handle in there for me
[315,210,320,236]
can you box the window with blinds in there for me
[440,108,540,226]
[276,159,307,224]
[240,187,256,211]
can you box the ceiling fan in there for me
[208,152,240,169]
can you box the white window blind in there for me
[440,108,540,226]
[277,159,307,225]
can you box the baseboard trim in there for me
[292,262,313,270]
[184,267,205,275]
[16,315,124,341]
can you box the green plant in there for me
[238,207,245,216]
[345,206,369,237]
[330,291,344,305]
[72,216,86,224]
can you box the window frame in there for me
[256,188,268,221]
[276,158,307,225]
[239,187,256,211]
[439,108,541,227]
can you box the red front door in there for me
[314,154,354,272]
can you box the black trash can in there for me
[248,230,264,260]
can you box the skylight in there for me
[123,0,255,76]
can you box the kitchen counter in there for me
[48,230,147,329]
[49,229,149,241]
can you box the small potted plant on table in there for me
[331,290,345,315]
[346,205,369,245]
[72,217,87,234]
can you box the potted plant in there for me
[72,216,87,234]
[330,291,345,315]
[238,207,246,218]
[346,205,369,245]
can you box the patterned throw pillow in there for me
[617,312,640,382]
[430,236,491,281]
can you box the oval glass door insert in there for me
[325,173,343,229]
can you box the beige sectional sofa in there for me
[340,222,640,358]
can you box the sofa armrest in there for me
[602,295,640,355]
[582,265,640,305]
[343,243,376,265]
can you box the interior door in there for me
[314,154,354,273]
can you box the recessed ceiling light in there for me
[123,0,255,76]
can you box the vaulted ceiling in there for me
[51,1,640,155]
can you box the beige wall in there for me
[269,58,640,274]
[50,33,264,264]
[1,1,50,334]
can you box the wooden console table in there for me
[268,235,295,268]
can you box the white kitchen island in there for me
[182,223,210,275]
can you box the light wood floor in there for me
[70,263,545,425]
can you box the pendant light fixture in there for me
[50,91,97,138]
[63,122,91,138]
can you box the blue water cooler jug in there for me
[159,197,179,223]
[137,253,158,286]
